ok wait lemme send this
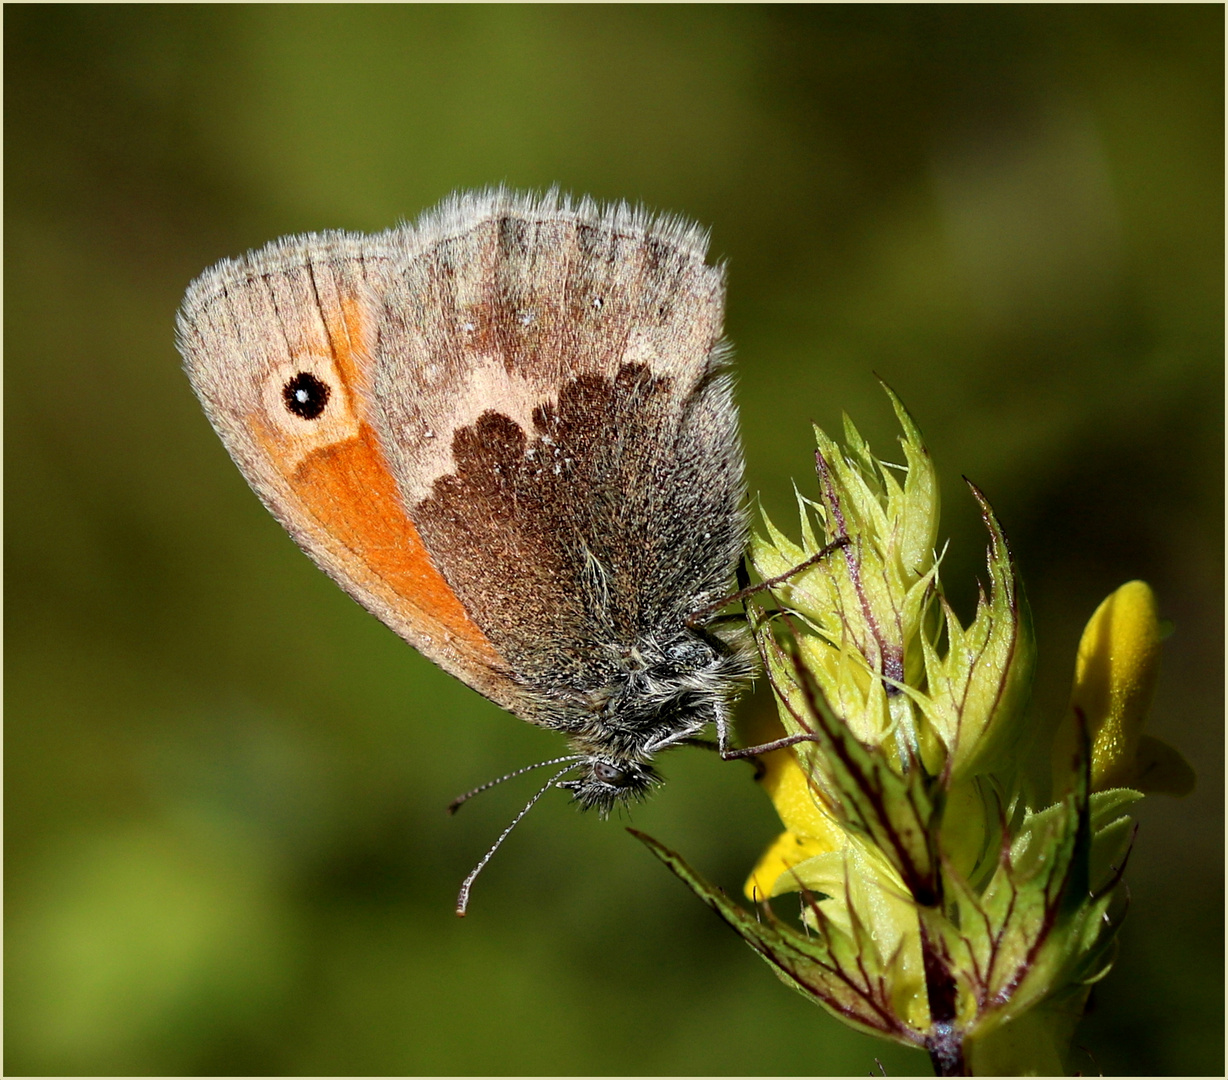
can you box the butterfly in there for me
[177,189,752,909]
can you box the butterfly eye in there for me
[283,371,331,420]
[592,761,628,787]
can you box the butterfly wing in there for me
[365,191,746,706]
[176,230,526,713]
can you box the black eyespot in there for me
[283,372,330,420]
[592,762,628,787]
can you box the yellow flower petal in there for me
[1079,581,1161,787]
[757,744,846,846]
[744,745,848,901]
[744,830,835,902]
[1053,580,1193,794]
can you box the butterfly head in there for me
[558,756,661,815]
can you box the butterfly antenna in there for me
[447,755,584,814]
[455,763,578,917]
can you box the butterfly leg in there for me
[712,699,819,762]
[685,538,850,631]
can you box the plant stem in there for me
[921,919,968,1075]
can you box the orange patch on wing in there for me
[259,282,501,664]
[291,423,503,663]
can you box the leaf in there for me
[880,380,940,578]
[630,829,925,1047]
[919,483,1035,781]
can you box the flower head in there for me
[636,387,1193,1075]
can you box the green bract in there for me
[636,388,1192,1076]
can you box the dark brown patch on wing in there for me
[411,362,744,698]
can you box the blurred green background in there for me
[6,6,1222,1076]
